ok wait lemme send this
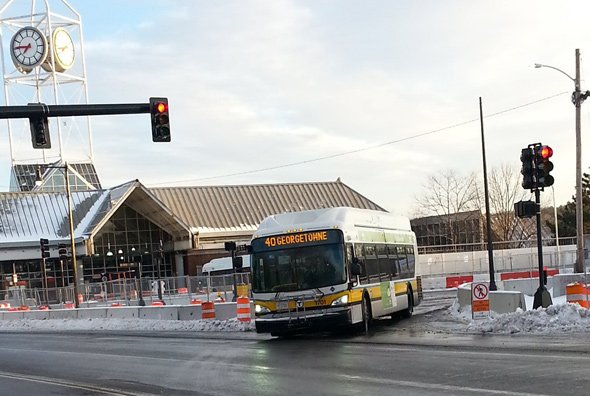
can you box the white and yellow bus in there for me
[250,207,422,336]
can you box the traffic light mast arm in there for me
[0,102,151,119]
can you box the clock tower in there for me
[0,0,100,192]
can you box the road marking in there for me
[337,373,549,396]
[0,371,152,395]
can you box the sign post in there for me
[471,282,490,319]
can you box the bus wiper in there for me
[314,288,324,300]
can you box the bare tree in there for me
[414,169,481,245]
[487,163,533,243]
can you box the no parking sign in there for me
[471,282,490,319]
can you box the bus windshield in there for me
[252,244,346,293]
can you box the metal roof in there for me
[0,180,191,247]
[150,180,386,233]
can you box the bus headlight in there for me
[255,304,270,314]
[331,295,349,306]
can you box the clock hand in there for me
[14,43,31,53]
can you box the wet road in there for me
[0,291,588,395]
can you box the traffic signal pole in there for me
[533,187,553,309]
[0,102,150,118]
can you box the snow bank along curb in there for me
[0,302,254,322]
[450,301,590,334]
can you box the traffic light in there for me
[520,147,534,190]
[40,238,50,259]
[534,145,554,188]
[29,116,51,149]
[149,97,170,142]
[58,243,68,259]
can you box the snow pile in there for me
[0,318,255,332]
[450,301,590,334]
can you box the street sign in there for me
[471,282,490,319]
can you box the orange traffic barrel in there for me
[178,287,188,294]
[38,305,49,311]
[64,302,75,309]
[190,299,202,305]
[151,301,165,306]
[236,296,251,323]
[566,282,587,308]
[111,302,124,307]
[18,306,30,311]
[201,301,216,320]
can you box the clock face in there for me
[52,28,75,71]
[10,26,48,73]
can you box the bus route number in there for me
[264,231,328,248]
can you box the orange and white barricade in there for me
[566,282,587,308]
[190,299,202,305]
[64,302,75,309]
[151,301,165,306]
[201,301,216,320]
[236,296,251,323]
[178,287,188,294]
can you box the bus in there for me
[250,207,422,336]
[202,256,251,276]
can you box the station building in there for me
[0,163,384,291]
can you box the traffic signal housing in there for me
[534,145,554,188]
[520,147,534,190]
[58,243,68,259]
[29,116,51,149]
[40,238,50,259]
[149,97,170,142]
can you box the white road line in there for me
[337,373,550,396]
[0,371,152,396]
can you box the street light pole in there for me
[535,49,588,274]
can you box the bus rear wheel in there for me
[401,288,414,319]
[361,294,372,334]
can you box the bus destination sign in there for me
[252,229,342,251]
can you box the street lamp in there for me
[35,162,81,308]
[132,246,146,306]
[535,49,590,273]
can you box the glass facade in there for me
[0,203,174,290]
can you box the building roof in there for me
[151,180,386,234]
[0,180,191,249]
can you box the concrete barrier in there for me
[139,306,178,320]
[78,308,108,319]
[214,302,238,321]
[107,307,140,319]
[3,311,24,320]
[457,283,525,313]
[178,305,202,321]
[551,274,588,297]
[420,277,446,290]
[24,310,50,320]
[48,309,78,319]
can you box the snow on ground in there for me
[450,300,590,334]
[0,318,255,332]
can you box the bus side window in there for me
[406,246,416,277]
[397,247,409,277]
[376,244,389,281]
[364,245,380,284]
[387,245,400,280]
[356,244,369,285]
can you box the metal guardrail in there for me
[0,273,251,308]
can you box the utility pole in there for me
[574,49,585,274]
[479,97,496,290]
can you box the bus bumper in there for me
[255,307,351,334]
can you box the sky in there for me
[1,0,590,218]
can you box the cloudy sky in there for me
[1,0,589,217]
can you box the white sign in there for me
[471,282,490,319]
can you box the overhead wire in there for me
[126,91,568,186]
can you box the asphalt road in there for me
[0,291,588,395]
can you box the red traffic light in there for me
[540,145,553,159]
[155,102,168,114]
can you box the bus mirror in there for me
[233,256,243,269]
